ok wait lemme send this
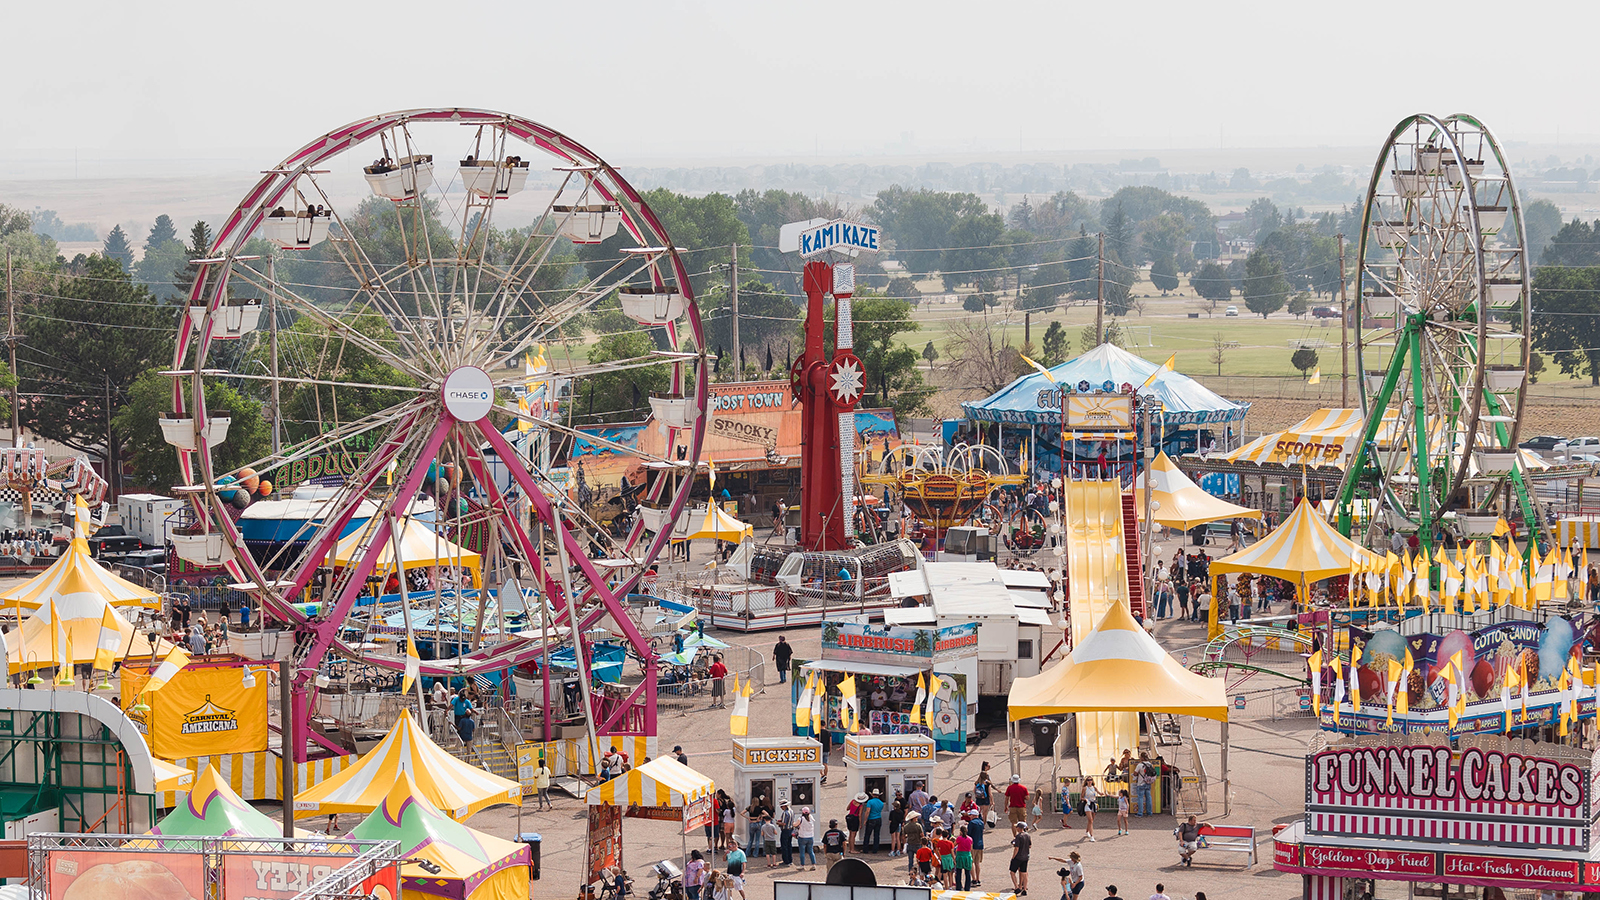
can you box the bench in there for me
[1195,824,1256,865]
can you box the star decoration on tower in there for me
[831,357,864,404]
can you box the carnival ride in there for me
[861,442,1027,553]
[165,108,708,761]
[1336,113,1547,553]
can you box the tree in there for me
[921,341,938,365]
[942,317,1026,394]
[1524,198,1563,264]
[941,211,1007,290]
[1291,347,1320,379]
[1288,291,1312,318]
[145,215,177,250]
[870,187,995,276]
[1540,219,1600,268]
[1041,321,1069,365]
[1529,351,1546,384]
[1149,255,1179,294]
[115,368,269,490]
[1018,257,1068,311]
[582,331,670,422]
[1082,320,1125,352]
[1242,249,1288,318]
[700,275,798,364]
[1066,227,1097,299]
[887,276,922,306]
[172,221,213,301]
[1102,203,1132,261]
[1531,266,1600,384]
[1191,261,1231,314]
[18,255,176,496]
[1210,333,1229,375]
[1243,197,1281,243]
[102,225,134,271]
[962,292,997,313]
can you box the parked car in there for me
[1312,306,1339,318]
[1225,305,1239,317]
[1560,436,1600,455]
[1519,435,1566,453]
[87,525,143,559]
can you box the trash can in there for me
[1029,718,1062,756]
[518,833,541,880]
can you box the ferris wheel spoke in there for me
[226,264,430,383]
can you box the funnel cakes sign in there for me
[1306,735,1596,850]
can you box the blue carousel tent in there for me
[961,343,1250,427]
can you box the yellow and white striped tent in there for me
[0,535,161,612]
[1209,497,1384,585]
[293,710,520,820]
[1134,451,1262,530]
[1006,597,1228,722]
[330,517,483,588]
[684,504,753,542]
[6,590,173,673]
[585,755,714,809]
[1222,408,1397,469]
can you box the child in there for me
[953,825,975,890]
[915,840,935,883]
[935,829,956,881]
[1030,796,1044,830]
[1116,790,1130,835]
[761,815,780,867]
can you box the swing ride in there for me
[860,443,1032,554]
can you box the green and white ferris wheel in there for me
[1335,113,1549,553]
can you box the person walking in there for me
[772,636,793,683]
[1082,779,1099,842]
[777,799,797,867]
[719,796,736,853]
[533,757,553,809]
[1004,774,1029,827]
[1149,883,1172,900]
[451,689,476,743]
[888,798,906,856]
[900,813,924,874]
[1008,822,1031,896]
[1115,789,1130,835]
[973,763,993,823]
[796,806,817,871]
[863,789,885,853]
[821,819,846,869]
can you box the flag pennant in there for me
[1309,650,1323,718]
[796,670,815,730]
[839,674,860,733]
[910,673,927,727]
[93,606,120,673]
[144,646,193,694]
[402,637,420,694]
[730,675,752,736]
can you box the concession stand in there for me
[731,737,824,817]
[841,733,937,805]
[1275,733,1600,899]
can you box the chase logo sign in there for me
[441,366,495,421]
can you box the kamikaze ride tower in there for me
[791,259,863,552]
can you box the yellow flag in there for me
[1019,354,1057,384]
[839,674,860,733]
[56,624,75,685]
[796,670,815,730]
[1308,367,1321,385]
[910,672,927,727]
[1398,649,1412,719]
[144,646,193,694]
[402,637,420,693]
[1140,353,1177,389]
[93,606,120,673]
[1309,650,1323,717]
[730,675,751,736]
[1386,658,1401,727]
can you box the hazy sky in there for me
[5,0,1597,162]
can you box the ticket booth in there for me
[731,737,824,815]
[842,733,936,805]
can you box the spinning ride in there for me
[167,108,707,760]
[1335,113,1546,553]
[861,443,1026,551]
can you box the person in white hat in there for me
[846,793,866,854]
[1005,774,1030,827]
[796,806,818,870]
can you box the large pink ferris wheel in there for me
[165,109,707,761]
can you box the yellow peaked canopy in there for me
[330,517,482,587]
[6,590,173,673]
[585,756,715,808]
[0,536,161,612]
[684,504,752,542]
[293,710,520,820]
[1133,452,1262,530]
[1008,599,1228,722]
[1209,498,1384,585]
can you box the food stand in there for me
[1275,733,1600,899]
[794,620,977,752]
[731,737,824,816]
[842,733,937,804]
[583,756,715,896]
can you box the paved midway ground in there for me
[344,611,1314,900]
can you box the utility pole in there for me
[1095,232,1105,346]
[5,248,18,446]
[268,256,282,456]
[1337,233,1349,407]
[730,243,741,382]
[103,373,114,501]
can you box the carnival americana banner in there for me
[122,661,270,758]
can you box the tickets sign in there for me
[734,742,821,767]
[845,737,934,764]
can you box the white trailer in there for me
[885,561,1055,697]
[116,493,185,547]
